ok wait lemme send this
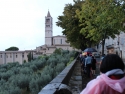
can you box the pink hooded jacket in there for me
[80,74,125,94]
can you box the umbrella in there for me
[83,48,97,53]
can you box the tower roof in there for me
[47,10,51,17]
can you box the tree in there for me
[5,46,19,51]
[23,60,26,63]
[77,0,125,54]
[27,52,32,62]
[56,0,96,50]
[17,74,30,90]
[27,51,33,62]
[53,48,62,54]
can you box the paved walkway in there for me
[68,59,100,94]
[68,60,82,94]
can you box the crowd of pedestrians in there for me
[80,52,97,78]
[79,51,125,94]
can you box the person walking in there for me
[82,54,87,74]
[91,56,96,75]
[80,53,86,71]
[80,54,125,94]
[85,53,92,78]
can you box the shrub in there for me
[30,64,37,72]
[17,74,30,89]
[0,68,7,72]
[1,72,12,81]
[9,87,21,94]
[53,48,62,54]
[19,67,33,74]
[29,79,39,94]
[55,63,65,73]
[0,49,77,94]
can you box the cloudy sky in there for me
[0,0,74,51]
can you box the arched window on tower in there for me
[46,19,50,22]
[46,25,50,27]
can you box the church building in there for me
[0,11,74,64]
[35,11,74,55]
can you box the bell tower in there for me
[45,10,53,45]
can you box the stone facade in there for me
[96,32,125,59]
[0,50,35,64]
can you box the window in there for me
[46,19,50,22]
[1,55,2,58]
[16,54,17,58]
[6,55,8,58]
[60,39,62,44]
[46,25,50,27]
[22,53,24,58]
[10,54,12,58]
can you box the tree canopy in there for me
[56,0,97,50]
[77,0,125,54]
[5,46,19,51]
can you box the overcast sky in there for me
[0,0,74,51]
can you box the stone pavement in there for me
[68,59,100,94]
[82,62,100,89]
[68,60,82,94]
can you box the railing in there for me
[38,58,78,94]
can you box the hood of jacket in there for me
[101,74,125,93]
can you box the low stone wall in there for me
[38,58,77,94]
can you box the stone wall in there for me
[38,58,77,94]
